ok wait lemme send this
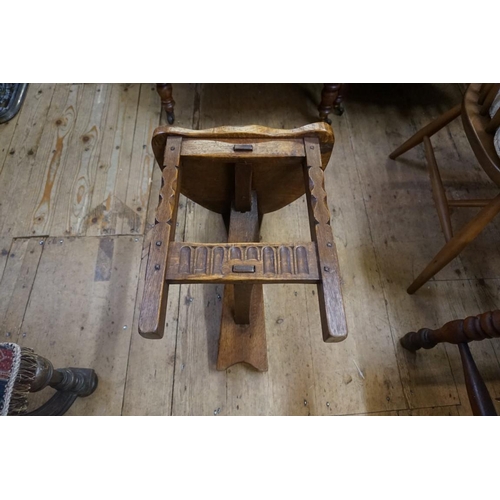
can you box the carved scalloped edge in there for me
[307,164,331,227]
[152,123,335,172]
[155,168,178,225]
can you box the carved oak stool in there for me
[138,123,347,371]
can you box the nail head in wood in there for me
[155,264,160,270]
[156,241,162,246]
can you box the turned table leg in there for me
[156,83,175,125]
[318,84,346,123]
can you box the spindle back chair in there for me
[389,83,500,294]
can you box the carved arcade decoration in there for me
[166,242,319,283]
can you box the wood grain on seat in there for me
[152,124,334,215]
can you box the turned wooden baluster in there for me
[16,348,97,416]
[156,83,175,125]
[401,310,500,416]
[138,136,182,339]
[318,83,344,125]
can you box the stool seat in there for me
[151,124,334,214]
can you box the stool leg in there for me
[233,284,253,324]
[333,84,346,116]
[217,192,268,371]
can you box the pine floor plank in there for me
[24,84,82,236]
[304,113,406,415]
[354,411,400,416]
[85,84,141,237]
[343,85,466,409]
[0,83,56,239]
[398,406,460,416]
[49,84,112,236]
[117,84,161,235]
[0,237,13,284]
[0,105,21,177]
[0,238,45,340]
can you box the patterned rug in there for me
[0,343,37,415]
[0,83,29,124]
[0,343,22,416]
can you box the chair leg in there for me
[333,84,347,116]
[423,136,453,241]
[156,83,175,125]
[400,310,500,416]
[458,343,497,416]
[318,84,341,125]
[389,104,461,159]
[407,194,500,294]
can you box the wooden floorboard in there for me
[49,84,112,237]
[1,83,499,415]
[0,83,56,239]
[122,84,196,415]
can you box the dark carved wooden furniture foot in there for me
[25,366,98,416]
[156,83,175,124]
[24,352,97,416]
[138,123,348,371]
[1,343,97,416]
[400,310,500,416]
[318,84,345,123]
[157,84,347,125]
